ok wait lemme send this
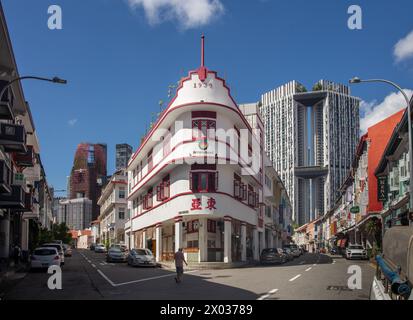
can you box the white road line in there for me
[97,269,116,287]
[299,261,305,265]
[268,289,279,294]
[257,294,270,300]
[313,264,317,266]
[91,264,96,268]
[99,263,105,266]
[289,274,301,282]
[94,268,199,287]
[305,267,312,272]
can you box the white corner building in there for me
[124,37,292,264]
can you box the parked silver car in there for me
[282,248,294,261]
[106,247,127,262]
[94,243,107,253]
[285,244,301,257]
[127,249,156,267]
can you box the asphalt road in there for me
[3,249,375,300]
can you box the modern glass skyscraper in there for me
[260,80,360,226]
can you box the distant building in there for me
[260,80,360,226]
[57,198,93,230]
[97,170,128,245]
[116,144,133,170]
[69,143,107,220]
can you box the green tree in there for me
[51,223,73,244]
[312,82,323,91]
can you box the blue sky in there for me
[2,0,413,192]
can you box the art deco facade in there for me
[124,37,292,264]
[260,80,360,226]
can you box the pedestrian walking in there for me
[13,244,21,267]
[174,248,187,283]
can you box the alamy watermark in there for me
[347,5,362,30]
[48,5,62,30]
[47,265,62,290]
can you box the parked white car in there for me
[42,243,65,265]
[30,247,62,269]
[95,243,107,253]
[346,244,368,260]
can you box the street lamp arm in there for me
[356,79,411,106]
[0,76,67,101]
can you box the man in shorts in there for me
[174,248,188,283]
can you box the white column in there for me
[269,230,274,248]
[199,218,207,262]
[155,224,162,262]
[241,223,247,262]
[260,231,266,252]
[21,219,29,251]
[0,213,10,259]
[224,217,232,263]
[174,218,183,252]
[130,232,135,249]
[142,229,147,248]
[253,228,259,260]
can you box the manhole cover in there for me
[326,285,353,292]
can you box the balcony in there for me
[0,160,12,194]
[0,185,25,209]
[0,123,27,153]
[0,81,15,120]
[14,145,35,167]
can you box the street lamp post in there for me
[0,76,67,102]
[349,77,413,226]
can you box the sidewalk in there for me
[0,260,28,299]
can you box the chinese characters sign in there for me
[191,197,217,211]
[377,176,388,202]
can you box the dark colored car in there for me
[89,243,96,251]
[260,248,286,265]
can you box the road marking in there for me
[332,260,336,264]
[269,289,278,294]
[299,261,305,265]
[97,269,117,287]
[99,263,105,266]
[313,264,317,266]
[305,267,312,272]
[257,294,270,300]
[91,264,96,268]
[289,274,301,282]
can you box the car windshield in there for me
[34,248,57,256]
[349,245,364,249]
[135,249,150,255]
[43,244,62,251]
[110,248,121,252]
[262,249,276,254]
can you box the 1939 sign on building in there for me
[377,176,388,202]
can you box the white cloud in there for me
[68,119,78,126]
[360,89,413,133]
[394,30,413,62]
[127,0,224,29]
